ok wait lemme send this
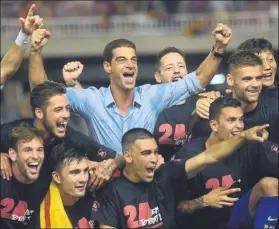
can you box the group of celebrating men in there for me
[0,4,278,229]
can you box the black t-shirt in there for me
[94,160,187,228]
[153,96,197,161]
[29,194,102,229]
[261,82,278,100]
[0,168,51,229]
[174,137,279,229]
[0,118,116,162]
[192,97,279,144]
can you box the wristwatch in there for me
[210,46,225,58]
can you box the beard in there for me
[234,88,259,104]
[43,115,57,138]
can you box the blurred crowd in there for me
[1,1,278,19]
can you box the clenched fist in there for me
[31,29,51,51]
[212,23,232,50]
[62,61,84,87]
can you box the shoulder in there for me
[1,118,34,129]
[175,137,207,159]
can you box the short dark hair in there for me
[227,51,263,74]
[10,124,44,151]
[30,80,66,117]
[122,128,154,152]
[237,38,273,54]
[155,47,185,71]
[103,38,136,62]
[49,141,88,172]
[209,97,242,121]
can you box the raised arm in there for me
[1,4,43,85]
[185,124,270,179]
[29,28,51,90]
[195,23,232,88]
[62,61,84,89]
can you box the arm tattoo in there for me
[177,196,205,213]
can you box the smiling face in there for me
[155,52,188,83]
[210,107,244,141]
[256,50,277,88]
[227,65,263,104]
[37,94,70,138]
[54,158,89,198]
[124,138,159,183]
[10,137,44,183]
[104,47,138,91]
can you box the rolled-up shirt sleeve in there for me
[66,87,97,114]
[149,71,204,111]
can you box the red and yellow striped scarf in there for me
[40,181,72,228]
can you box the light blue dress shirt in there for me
[66,71,204,153]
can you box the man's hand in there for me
[0,153,12,180]
[62,61,84,87]
[87,159,117,191]
[203,186,240,208]
[20,4,43,35]
[196,91,221,119]
[212,23,232,50]
[242,124,269,142]
[31,29,51,51]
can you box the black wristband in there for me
[210,46,225,58]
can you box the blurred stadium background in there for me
[1,1,278,127]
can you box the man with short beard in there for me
[29,23,232,153]
[191,51,278,143]
[0,125,48,229]
[0,81,123,190]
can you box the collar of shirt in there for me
[104,85,142,108]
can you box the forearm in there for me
[1,43,26,85]
[29,50,48,90]
[177,196,206,213]
[66,80,83,89]
[196,44,225,88]
[186,133,246,179]
[205,133,246,164]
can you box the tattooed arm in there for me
[177,186,241,213]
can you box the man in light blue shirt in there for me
[29,23,232,153]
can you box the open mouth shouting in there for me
[122,72,135,84]
[146,166,156,177]
[56,120,68,132]
[172,76,183,82]
[27,162,40,175]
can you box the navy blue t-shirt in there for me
[94,160,187,228]
[174,137,278,229]
[154,95,197,161]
